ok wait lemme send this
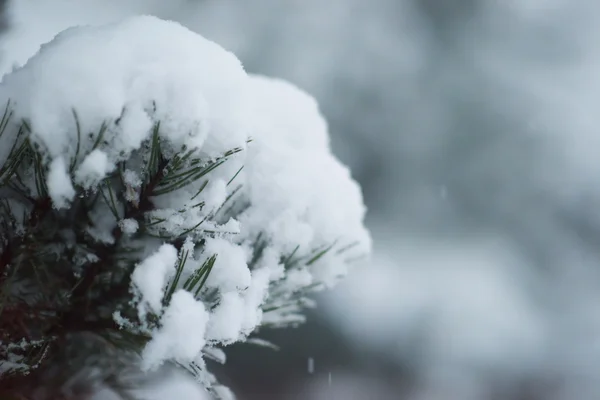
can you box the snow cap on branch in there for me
[0,15,370,390]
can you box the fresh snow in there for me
[46,156,76,209]
[203,238,251,293]
[75,149,114,189]
[131,244,178,316]
[141,290,209,370]
[118,218,139,235]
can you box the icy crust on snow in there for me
[0,16,370,375]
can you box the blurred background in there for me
[3,0,600,398]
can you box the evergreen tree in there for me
[0,16,370,399]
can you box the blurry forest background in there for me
[2,0,600,399]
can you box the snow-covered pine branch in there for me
[0,16,370,399]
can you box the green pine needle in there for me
[70,109,82,172]
[164,249,189,305]
[306,241,338,266]
[182,254,217,299]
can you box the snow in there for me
[241,267,271,331]
[0,14,370,393]
[241,75,371,260]
[141,290,209,370]
[46,156,75,209]
[0,0,200,77]
[203,238,251,293]
[122,169,142,187]
[118,218,139,235]
[206,292,246,344]
[131,244,178,315]
[201,179,228,211]
[122,169,142,205]
[283,267,314,292]
[0,15,248,170]
[205,267,271,344]
[75,149,114,189]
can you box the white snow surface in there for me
[46,156,76,209]
[0,15,370,383]
[131,244,178,315]
[75,149,115,189]
[141,290,209,371]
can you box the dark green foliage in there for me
[0,109,245,390]
[0,101,365,399]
